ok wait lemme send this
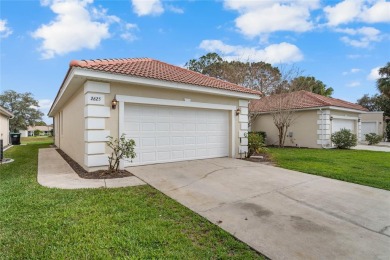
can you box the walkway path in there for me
[38,148,145,189]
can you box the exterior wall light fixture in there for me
[236,107,241,116]
[330,116,333,121]
[112,98,118,109]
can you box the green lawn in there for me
[21,136,54,144]
[0,141,263,259]
[268,148,390,191]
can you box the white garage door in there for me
[332,119,355,133]
[361,122,377,140]
[123,103,229,166]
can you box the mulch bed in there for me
[56,149,133,179]
[243,153,276,166]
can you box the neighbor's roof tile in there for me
[70,58,261,95]
[249,90,368,112]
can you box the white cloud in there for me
[223,0,320,37]
[38,99,53,109]
[166,5,184,14]
[131,0,163,16]
[336,26,381,48]
[342,68,361,75]
[0,19,13,38]
[199,40,303,64]
[91,6,121,24]
[347,81,361,87]
[120,23,138,42]
[324,0,362,26]
[361,1,390,23]
[32,0,110,59]
[367,66,381,80]
[325,0,390,26]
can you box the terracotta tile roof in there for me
[250,90,368,112]
[70,58,261,95]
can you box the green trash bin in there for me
[10,133,21,145]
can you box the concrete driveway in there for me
[130,158,390,260]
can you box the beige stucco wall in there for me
[0,113,10,146]
[252,110,320,148]
[53,79,251,171]
[54,88,85,167]
[252,108,362,148]
[360,112,384,136]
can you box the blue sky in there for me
[1,0,389,123]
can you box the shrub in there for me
[246,132,267,157]
[250,131,267,141]
[364,133,382,145]
[106,134,136,172]
[386,122,390,142]
[331,128,357,149]
[34,130,41,136]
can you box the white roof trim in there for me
[251,106,367,114]
[0,106,14,118]
[76,68,261,100]
[48,68,76,116]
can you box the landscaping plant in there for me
[364,133,382,145]
[106,134,136,172]
[386,122,390,142]
[331,128,357,149]
[246,132,267,157]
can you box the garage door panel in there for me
[141,137,155,147]
[156,137,170,146]
[332,119,355,133]
[124,103,229,166]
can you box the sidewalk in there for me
[352,145,390,152]
[38,148,145,189]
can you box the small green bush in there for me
[106,134,136,172]
[331,128,357,149]
[386,122,390,141]
[34,129,41,136]
[250,131,267,141]
[365,133,382,145]
[246,132,267,157]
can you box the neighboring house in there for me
[360,112,384,141]
[0,106,14,146]
[250,91,368,148]
[48,58,261,172]
[20,125,53,137]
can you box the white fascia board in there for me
[0,106,14,118]
[48,68,76,117]
[252,106,366,115]
[116,95,236,111]
[331,115,359,120]
[75,68,260,100]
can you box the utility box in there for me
[10,133,21,145]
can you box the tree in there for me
[0,90,44,131]
[186,53,282,95]
[185,52,223,74]
[35,121,47,126]
[250,66,306,147]
[290,76,334,97]
[377,62,390,98]
[357,94,390,117]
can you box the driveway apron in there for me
[129,158,390,260]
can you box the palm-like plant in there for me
[377,62,390,98]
